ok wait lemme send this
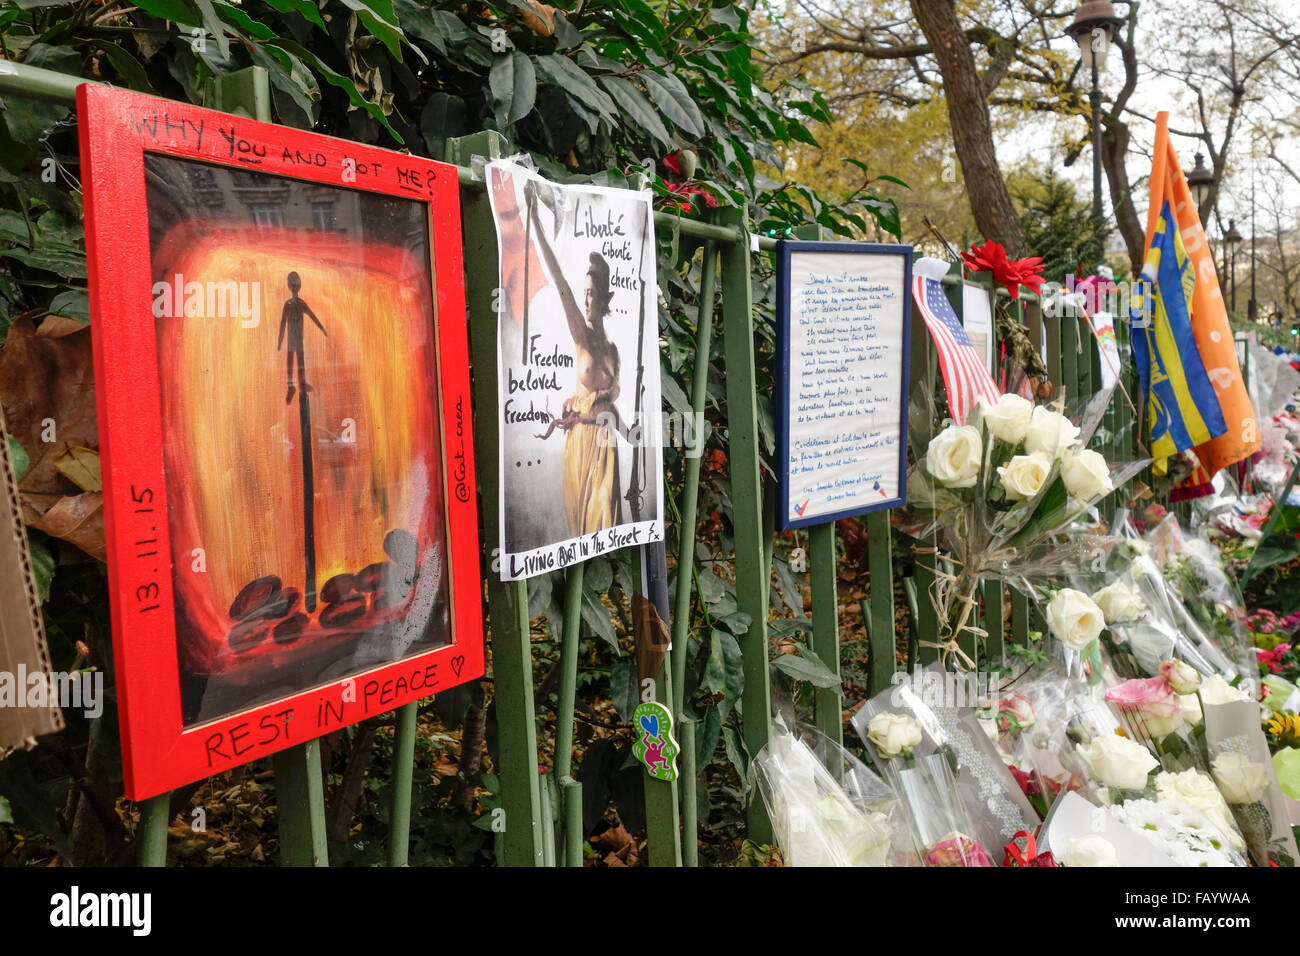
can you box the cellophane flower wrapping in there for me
[1203,698,1299,867]
[1080,513,1241,683]
[1146,514,1258,682]
[900,381,1149,666]
[852,666,1039,856]
[750,718,900,867]
[895,752,992,867]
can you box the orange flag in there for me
[1144,112,1259,474]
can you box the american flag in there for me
[912,275,1001,424]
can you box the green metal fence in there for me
[0,61,1131,868]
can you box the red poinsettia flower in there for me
[961,238,1046,300]
[661,181,718,212]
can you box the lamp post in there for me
[1187,153,1214,226]
[1068,1,1125,271]
[1249,166,1257,322]
[1224,219,1243,314]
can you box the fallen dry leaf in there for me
[22,490,105,562]
[0,314,98,497]
[519,0,556,36]
[52,445,101,493]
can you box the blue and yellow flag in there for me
[1129,200,1227,471]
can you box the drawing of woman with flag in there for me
[524,183,623,536]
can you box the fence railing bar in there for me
[865,511,895,695]
[717,205,773,844]
[388,702,418,867]
[668,241,717,865]
[808,522,842,763]
[136,793,170,867]
[274,738,329,865]
[449,130,546,866]
[554,563,584,864]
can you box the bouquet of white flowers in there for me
[750,719,900,867]
[902,384,1148,669]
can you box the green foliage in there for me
[1008,161,1104,283]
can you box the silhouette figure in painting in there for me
[277,271,328,405]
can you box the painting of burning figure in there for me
[145,154,451,726]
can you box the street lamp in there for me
[1186,153,1214,225]
[1068,1,1126,271]
[1224,219,1243,313]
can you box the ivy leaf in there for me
[21,43,81,76]
[489,51,536,127]
[87,40,155,93]
[610,660,638,722]
[770,645,839,688]
[7,435,29,481]
[581,586,620,653]
[267,39,405,143]
[262,0,328,31]
[192,0,232,61]
[338,0,408,60]
[703,628,743,712]
[709,5,741,31]
[723,725,749,793]
[535,54,616,123]
[598,76,671,151]
[641,70,704,137]
[28,536,55,603]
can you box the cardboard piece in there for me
[0,409,63,757]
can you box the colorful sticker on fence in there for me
[632,700,678,782]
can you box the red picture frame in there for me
[77,85,483,800]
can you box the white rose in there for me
[1023,406,1081,458]
[1077,733,1159,791]
[1200,675,1251,706]
[997,451,1052,501]
[1045,588,1106,651]
[977,392,1033,443]
[1060,447,1114,501]
[1158,659,1201,695]
[866,711,923,758]
[1212,752,1271,805]
[1091,581,1145,625]
[1154,768,1246,852]
[1177,694,1203,727]
[925,425,983,489]
[1063,835,1118,867]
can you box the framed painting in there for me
[775,240,913,530]
[77,85,482,799]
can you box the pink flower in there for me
[1104,677,1182,738]
[1158,660,1200,694]
[996,695,1035,732]
[1257,644,1292,673]
[924,833,993,867]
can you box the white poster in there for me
[486,161,663,580]
[961,282,995,374]
[777,243,911,529]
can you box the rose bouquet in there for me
[750,718,899,867]
[1147,515,1256,680]
[1056,696,1247,866]
[1073,514,1240,683]
[1103,664,1207,773]
[903,389,1148,668]
[852,667,1039,855]
[894,752,993,867]
[1201,694,1300,866]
